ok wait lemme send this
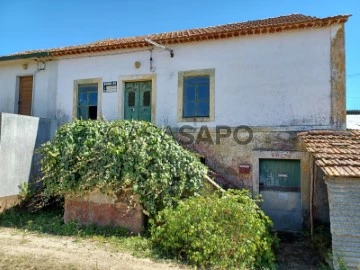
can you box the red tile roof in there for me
[298,130,360,178]
[1,14,350,59]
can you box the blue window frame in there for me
[183,76,210,118]
[77,83,98,120]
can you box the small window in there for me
[128,91,136,107]
[77,83,98,120]
[183,76,210,118]
[178,69,214,122]
[143,91,151,106]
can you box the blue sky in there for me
[0,0,359,109]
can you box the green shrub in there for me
[38,120,207,215]
[150,190,277,269]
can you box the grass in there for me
[0,205,153,258]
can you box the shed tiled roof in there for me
[298,130,360,178]
[0,13,350,60]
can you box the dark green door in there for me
[259,159,302,231]
[124,81,151,121]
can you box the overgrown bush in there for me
[150,190,277,269]
[38,120,207,215]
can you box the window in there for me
[178,69,215,122]
[73,78,102,120]
[183,76,210,118]
[78,83,98,120]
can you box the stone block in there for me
[64,190,144,234]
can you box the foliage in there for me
[38,120,207,215]
[150,189,278,269]
[18,182,61,212]
[18,182,35,205]
[336,256,348,270]
[307,226,332,259]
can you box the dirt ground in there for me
[0,227,327,270]
[0,228,187,270]
[275,232,327,270]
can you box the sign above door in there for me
[103,81,117,93]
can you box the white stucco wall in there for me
[1,25,340,128]
[55,26,335,128]
[0,60,58,119]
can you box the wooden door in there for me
[18,76,33,115]
[124,81,151,122]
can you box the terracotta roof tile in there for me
[0,13,350,59]
[298,130,360,178]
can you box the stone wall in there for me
[64,190,144,234]
[175,128,302,189]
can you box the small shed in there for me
[299,130,360,270]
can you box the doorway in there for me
[18,76,33,115]
[259,159,302,231]
[124,81,151,122]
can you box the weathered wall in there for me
[55,26,336,128]
[173,127,311,227]
[0,113,56,198]
[330,24,346,129]
[0,60,58,119]
[326,177,360,270]
[64,190,144,233]
[0,195,19,213]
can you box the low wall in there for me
[64,190,144,234]
[0,195,19,213]
[0,113,56,199]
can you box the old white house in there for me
[0,14,350,231]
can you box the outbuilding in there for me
[299,130,360,270]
